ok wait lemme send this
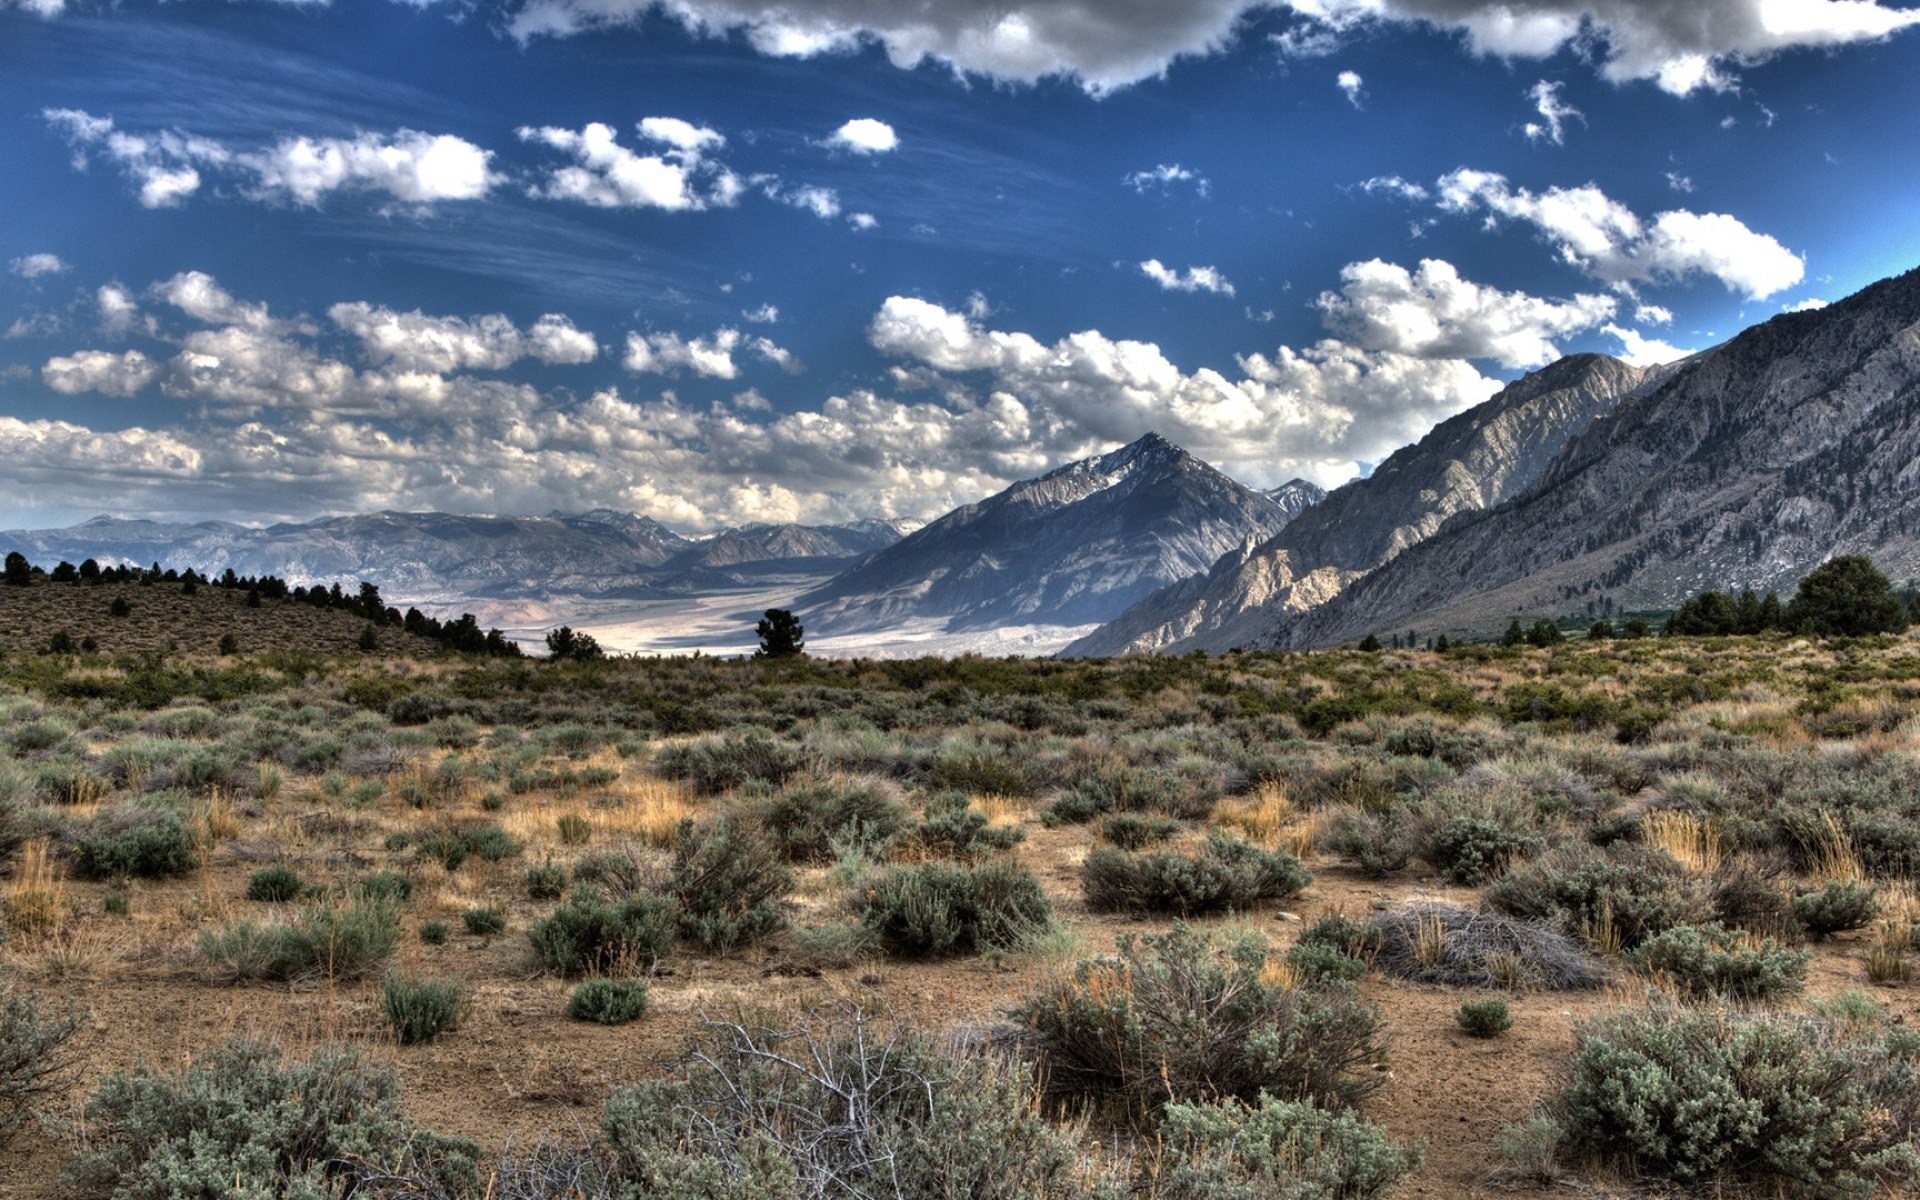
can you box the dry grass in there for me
[1214,784,1319,858]
[2,839,65,936]
[1641,810,1722,876]
[1807,813,1866,885]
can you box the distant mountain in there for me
[796,432,1298,634]
[1274,264,1920,649]
[0,509,907,609]
[1265,479,1327,522]
[1065,353,1654,656]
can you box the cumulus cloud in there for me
[42,349,164,397]
[43,109,495,209]
[1126,163,1211,197]
[1141,260,1237,297]
[1435,168,1803,298]
[1523,80,1581,144]
[1359,174,1430,202]
[1786,297,1830,312]
[505,0,1262,92]
[767,183,842,219]
[329,303,599,371]
[1280,0,1920,94]
[848,212,878,230]
[98,284,140,335]
[1605,323,1691,366]
[829,118,898,153]
[623,327,793,379]
[159,271,281,332]
[1336,69,1365,106]
[742,304,780,323]
[1316,258,1616,368]
[10,254,68,279]
[518,120,742,210]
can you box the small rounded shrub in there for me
[566,977,650,1025]
[524,859,568,900]
[668,816,792,952]
[245,865,303,903]
[462,906,507,937]
[1792,880,1880,939]
[1626,923,1811,999]
[556,813,591,846]
[73,808,198,879]
[382,975,465,1045]
[758,775,907,863]
[1153,1093,1425,1200]
[857,860,1053,957]
[526,889,676,976]
[1455,997,1512,1038]
[419,921,450,946]
[1082,833,1310,917]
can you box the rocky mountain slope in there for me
[796,433,1300,634]
[1277,264,1920,648]
[0,510,908,607]
[1065,353,1653,656]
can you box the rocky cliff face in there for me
[1278,265,1920,649]
[796,432,1297,634]
[1065,353,1651,656]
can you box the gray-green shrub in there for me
[757,774,906,862]
[526,889,676,976]
[245,864,303,903]
[566,978,650,1025]
[383,975,465,1045]
[856,859,1052,957]
[1082,833,1309,916]
[0,979,83,1147]
[1150,1094,1424,1200]
[668,816,792,952]
[1626,923,1810,999]
[72,806,199,879]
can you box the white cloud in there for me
[1141,260,1237,296]
[245,130,497,205]
[1605,323,1691,366]
[44,109,495,209]
[1522,80,1581,145]
[518,120,741,210]
[329,303,599,371]
[1435,168,1803,298]
[98,284,140,335]
[829,118,899,153]
[1634,303,1674,325]
[1786,297,1830,312]
[42,349,163,397]
[159,271,281,332]
[1336,69,1365,106]
[768,183,841,220]
[742,304,780,323]
[848,212,878,230]
[1125,163,1211,197]
[1665,171,1695,193]
[505,0,1266,93]
[10,254,68,279]
[625,327,793,379]
[1316,258,1616,368]
[1281,0,1920,95]
[1359,174,1430,202]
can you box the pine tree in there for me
[755,609,805,659]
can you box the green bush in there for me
[596,1008,1076,1200]
[62,1039,479,1200]
[1425,814,1540,886]
[1320,807,1414,877]
[525,858,568,900]
[526,889,677,976]
[654,726,806,794]
[905,791,1024,860]
[1546,1004,1920,1191]
[1626,923,1811,999]
[566,977,650,1025]
[359,868,414,903]
[758,774,906,863]
[197,892,401,983]
[1014,924,1387,1120]
[245,864,303,903]
[1151,1094,1424,1200]
[857,859,1053,957]
[72,807,199,879]
[1101,811,1180,850]
[462,905,507,937]
[419,921,449,946]
[0,980,83,1148]
[1455,997,1512,1038]
[383,975,465,1045]
[668,816,792,952]
[413,831,469,871]
[1793,879,1881,939]
[1082,833,1309,916]
[464,823,520,862]
[1485,844,1709,949]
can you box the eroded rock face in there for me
[1066,353,1652,657]
[1279,264,1920,649]
[796,433,1300,635]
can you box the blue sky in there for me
[2,0,1916,531]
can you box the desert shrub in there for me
[654,726,806,794]
[383,975,465,1045]
[359,868,413,903]
[245,864,304,903]
[526,888,676,976]
[1015,924,1387,1120]
[1047,763,1215,824]
[1150,1094,1424,1200]
[1793,879,1881,939]
[465,823,519,862]
[1708,857,1798,937]
[1485,844,1709,949]
[419,921,449,946]
[1082,833,1309,916]
[1285,913,1379,984]
[857,859,1052,957]
[596,1008,1076,1200]
[525,858,568,900]
[925,744,1033,797]
[1320,807,1414,877]
[71,806,199,879]
[1455,997,1512,1038]
[35,759,108,806]
[1626,923,1810,999]
[1285,941,1370,985]
[566,978,650,1026]
[668,816,792,952]
[197,891,401,983]
[1545,1004,1920,1191]
[1368,903,1604,991]
[1102,812,1180,849]
[0,979,83,1148]
[757,774,906,862]
[463,905,507,936]
[62,1039,479,1200]
[905,790,1025,860]
[793,919,878,969]
[413,831,468,871]
[1423,814,1540,886]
